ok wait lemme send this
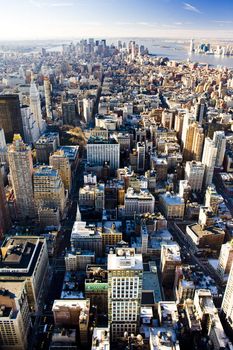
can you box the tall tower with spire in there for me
[30,80,44,133]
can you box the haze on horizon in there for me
[1,0,233,41]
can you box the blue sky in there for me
[0,0,233,40]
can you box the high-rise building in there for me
[30,80,45,134]
[49,150,71,192]
[52,299,90,345]
[87,136,120,170]
[181,112,195,149]
[196,289,232,350]
[70,221,102,257]
[189,39,195,53]
[192,124,205,161]
[0,236,49,311]
[222,261,233,332]
[213,131,226,167]
[160,243,181,287]
[20,105,40,144]
[0,128,7,162]
[195,98,207,123]
[205,185,223,214]
[183,122,196,161]
[83,98,93,124]
[217,241,233,280]
[108,248,143,341]
[62,100,77,125]
[183,123,204,161]
[124,188,155,217]
[44,77,52,119]
[185,161,205,191]
[136,142,145,172]
[0,281,31,350]
[35,132,60,164]
[33,166,66,215]
[202,137,217,187]
[8,135,35,219]
[0,171,11,238]
[0,95,24,142]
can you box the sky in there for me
[1,0,233,40]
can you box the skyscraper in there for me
[8,135,35,219]
[33,165,66,215]
[185,161,205,191]
[87,136,120,170]
[213,131,226,168]
[44,77,52,119]
[136,142,145,172]
[183,122,204,161]
[217,241,233,280]
[202,137,217,187]
[0,281,31,350]
[192,124,205,161]
[195,98,207,123]
[0,170,11,238]
[0,128,7,162]
[108,248,143,341]
[30,80,45,133]
[0,95,24,142]
[49,150,71,192]
[221,262,233,330]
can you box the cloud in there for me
[137,22,157,27]
[183,2,202,14]
[50,2,73,6]
[29,0,73,8]
[212,20,233,24]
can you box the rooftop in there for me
[59,146,79,161]
[91,327,110,350]
[0,236,45,276]
[149,327,180,350]
[187,223,225,238]
[87,136,118,144]
[107,248,143,271]
[160,192,184,206]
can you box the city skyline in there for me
[1,0,233,40]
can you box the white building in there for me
[217,241,233,280]
[108,248,143,341]
[124,188,155,217]
[30,81,45,133]
[83,98,93,124]
[91,327,110,350]
[185,161,205,191]
[0,281,31,350]
[222,263,233,330]
[202,137,217,187]
[159,192,185,220]
[87,136,120,170]
[20,105,40,144]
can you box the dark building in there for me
[0,95,24,142]
[0,171,11,238]
[35,132,60,164]
[62,100,77,125]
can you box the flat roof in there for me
[187,223,225,238]
[0,236,45,277]
[141,291,155,305]
[107,248,143,271]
